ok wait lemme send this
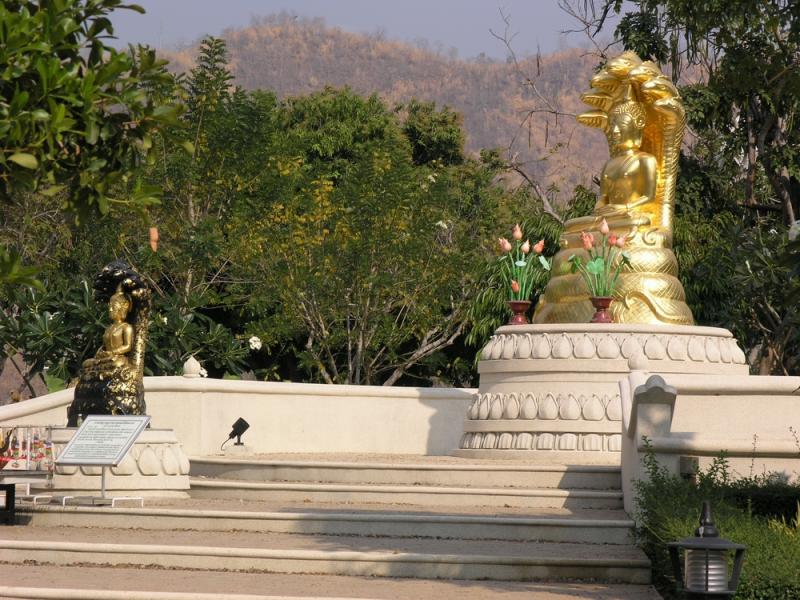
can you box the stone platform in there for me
[456,324,748,463]
[47,428,190,497]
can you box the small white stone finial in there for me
[628,351,649,372]
[183,355,202,378]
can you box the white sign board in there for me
[57,415,150,466]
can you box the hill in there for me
[161,15,607,201]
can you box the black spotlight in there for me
[227,417,250,446]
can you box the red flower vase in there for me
[589,296,613,323]
[507,300,532,325]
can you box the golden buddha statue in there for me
[82,286,134,371]
[534,51,694,325]
[68,261,152,425]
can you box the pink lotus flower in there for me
[600,219,610,235]
[511,280,520,293]
[512,224,523,240]
[608,233,618,246]
[580,231,594,251]
[498,237,513,253]
[521,240,531,254]
[616,235,626,248]
[149,227,159,252]
[533,239,545,254]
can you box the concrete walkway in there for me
[1,565,662,599]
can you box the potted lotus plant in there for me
[568,219,631,323]
[498,224,551,324]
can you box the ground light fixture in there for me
[220,417,250,450]
[668,501,746,598]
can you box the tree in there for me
[138,37,281,376]
[0,0,180,218]
[230,88,504,385]
[401,99,465,166]
[0,0,185,389]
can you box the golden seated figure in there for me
[68,261,152,425]
[82,287,135,375]
[534,52,694,326]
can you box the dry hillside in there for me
[161,15,607,200]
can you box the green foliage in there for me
[229,87,501,385]
[0,282,106,382]
[0,247,42,290]
[0,0,180,218]
[634,444,800,599]
[615,11,669,64]
[401,99,465,166]
[2,37,518,388]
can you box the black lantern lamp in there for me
[668,501,746,598]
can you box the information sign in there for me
[57,415,150,466]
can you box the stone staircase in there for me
[0,454,657,599]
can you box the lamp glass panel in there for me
[685,548,729,592]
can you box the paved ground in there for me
[0,565,663,599]
[0,524,648,560]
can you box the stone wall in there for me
[0,378,475,456]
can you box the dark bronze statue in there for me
[67,261,152,426]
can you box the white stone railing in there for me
[619,360,800,513]
[0,377,476,456]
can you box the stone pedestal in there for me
[45,428,190,497]
[455,324,748,464]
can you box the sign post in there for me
[56,415,150,504]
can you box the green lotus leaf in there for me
[586,257,605,275]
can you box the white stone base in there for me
[459,324,748,463]
[42,428,190,497]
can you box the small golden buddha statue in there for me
[68,261,152,425]
[83,286,134,371]
[534,52,694,325]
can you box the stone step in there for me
[189,478,624,509]
[189,456,622,490]
[0,564,662,600]
[0,526,651,584]
[17,502,635,544]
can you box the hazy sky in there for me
[109,1,614,59]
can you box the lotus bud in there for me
[498,237,513,253]
[512,224,523,240]
[149,227,159,252]
[615,235,626,248]
[533,239,545,254]
[600,219,610,235]
[511,280,520,293]
[521,240,531,254]
[608,233,618,246]
[580,232,594,251]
